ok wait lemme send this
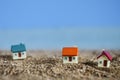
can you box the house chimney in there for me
[102,49,105,51]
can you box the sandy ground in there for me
[0,50,120,80]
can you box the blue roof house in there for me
[11,43,27,60]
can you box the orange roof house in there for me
[62,47,79,63]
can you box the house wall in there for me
[63,56,78,63]
[12,51,26,59]
[97,55,111,68]
[107,61,110,67]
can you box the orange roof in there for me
[62,47,78,56]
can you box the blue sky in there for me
[0,0,120,50]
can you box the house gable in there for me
[97,55,109,61]
[97,50,112,61]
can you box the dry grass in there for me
[0,50,120,80]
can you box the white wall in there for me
[63,56,78,63]
[107,61,110,67]
[12,51,26,60]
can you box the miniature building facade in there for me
[11,43,26,60]
[97,50,112,68]
[62,47,78,63]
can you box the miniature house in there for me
[11,43,26,60]
[97,49,112,68]
[62,47,78,63]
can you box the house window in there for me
[15,54,17,56]
[73,57,75,60]
[99,61,102,64]
[64,57,67,60]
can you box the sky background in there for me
[0,0,120,50]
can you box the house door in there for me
[69,57,72,61]
[104,60,107,66]
[18,52,21,57]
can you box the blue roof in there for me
[11,43,26,53]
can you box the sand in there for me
[0,50,120,80]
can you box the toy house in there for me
[62,47,78,63]
[11,43,26,60]
[97,49,112,68]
